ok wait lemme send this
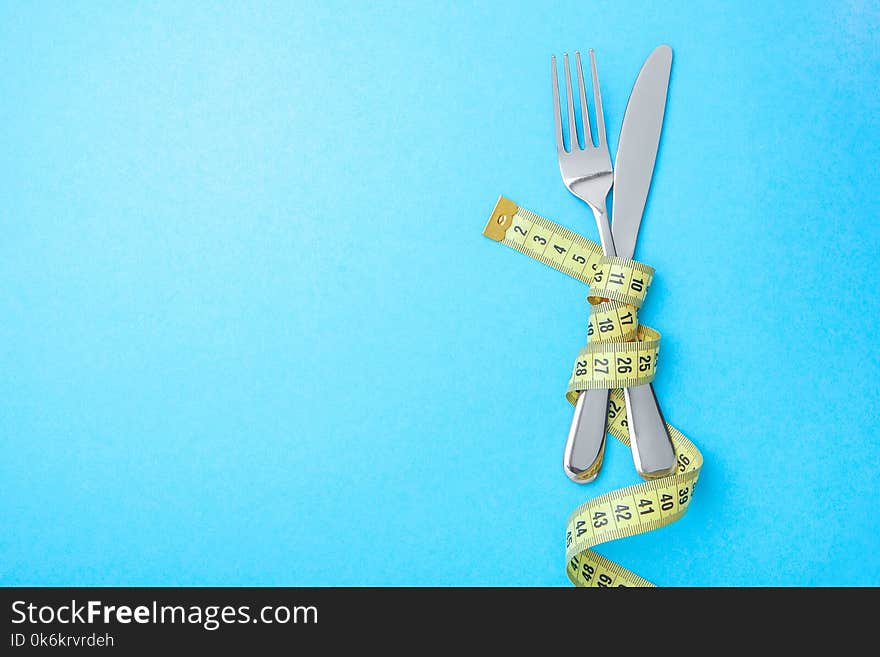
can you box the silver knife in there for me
[612,44,676,478]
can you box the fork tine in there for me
[575,52,592,147]
[551,55,564,153]
[589,49,606,147]
[563,53,579,150]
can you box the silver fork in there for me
[552,50,616,483]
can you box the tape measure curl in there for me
[483,196,703,587]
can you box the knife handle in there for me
[624,383,676,479]
[562,389,609,483]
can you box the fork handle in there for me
[593,205,616,257]
[563,203,615,483]
[563,388,609,482]
[563,203,614,483]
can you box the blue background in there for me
[2,1,879,586]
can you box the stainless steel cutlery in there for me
[552,51,615,483]
[553,45,677,481]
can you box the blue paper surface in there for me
[2,1,879,585]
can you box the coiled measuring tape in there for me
[483,196,703,587]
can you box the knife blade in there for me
[612,44,676,479]
[612,44,672,259]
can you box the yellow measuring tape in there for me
[483,196,703,587]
